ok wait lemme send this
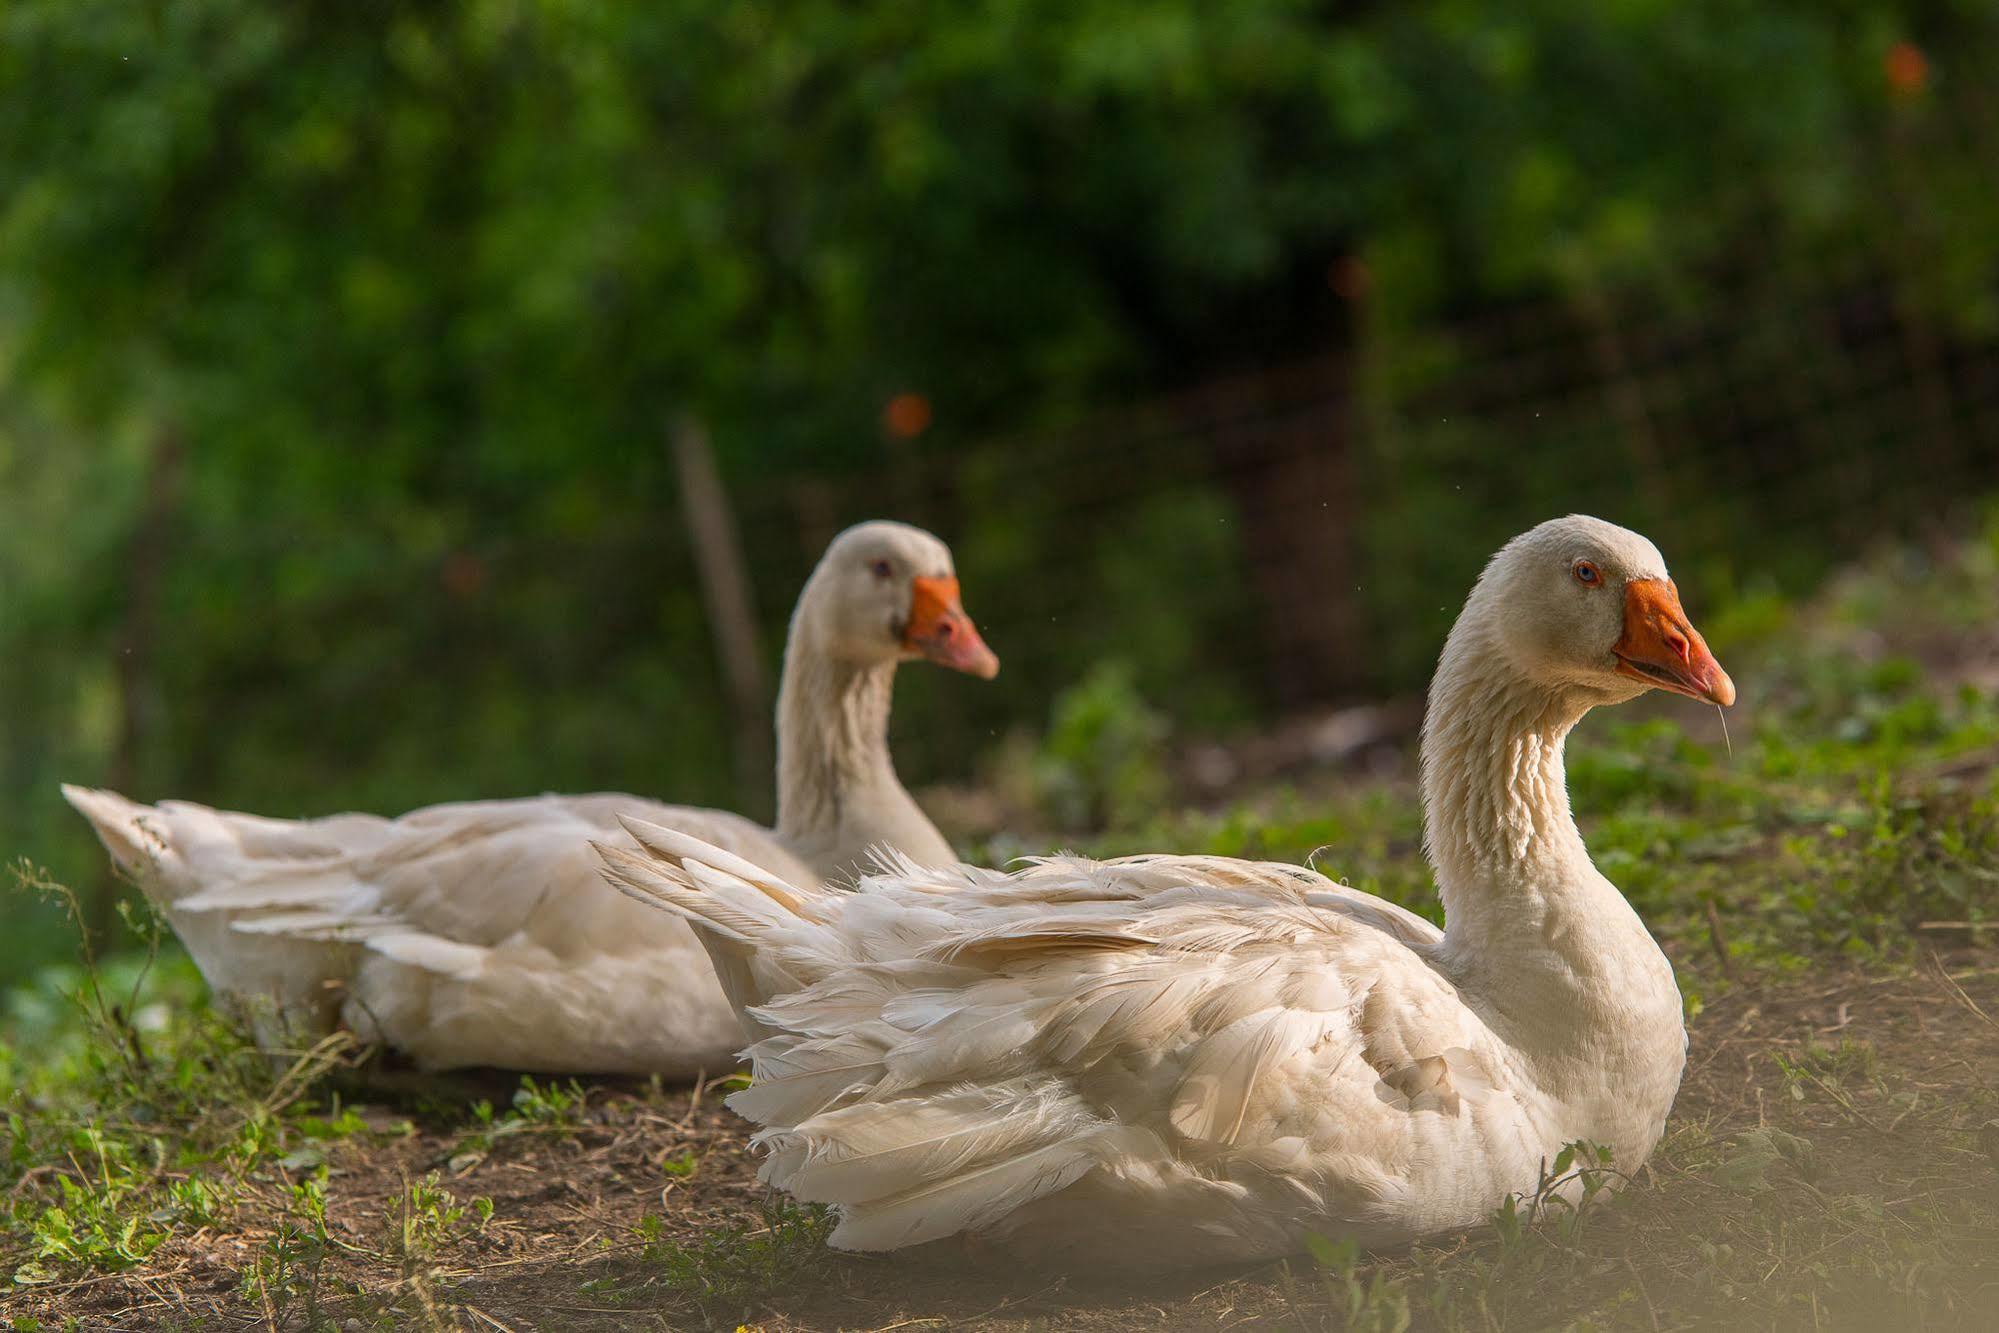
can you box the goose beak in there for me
[1613,579,1735,706]
[904,576,999,679]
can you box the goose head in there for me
[1469,514,1733,708]
[796,520,999,679]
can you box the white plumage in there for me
[596,516,1736,1265]
[63,520,998,1076]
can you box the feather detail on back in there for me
[593,829,1549,1265]
[1168,1009,1353,1146]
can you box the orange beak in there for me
[1613,579,1735,706]
[903,576,999,680]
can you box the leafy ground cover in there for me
[4,529,1998,1331]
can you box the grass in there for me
[623,1198,836,1322]
[2,524,1998,1329]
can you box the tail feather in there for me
[62,784,483,993]
[821,1134,1120,1251]
[756,1081,1158,1251]
[593,841,766,944]
[62,784,176,891]
[592,825,834,1043]
[60,784,355,1043]
[355,931,489,981]
[226,910,401,939]
[726,1031,891,1123]
[617,816,817,911]
[176,872,371,916]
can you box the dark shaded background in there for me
[3,1,1996,980]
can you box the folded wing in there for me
[598,822,1496,1257]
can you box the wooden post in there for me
[1202,355,1365,706]
[669,414,774,816]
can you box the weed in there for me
[446,1074,589,1171]
[634,1196,833,1316]
[1710,1127,1817,1193]
[1290,1233,1412,1333]
[1,866,357,1286]
[1498,1141,1626,1247]
[377,1172,492,1329]
[509,1074,588,1126]
[387,1172,490,1278]
[239,1170,334,1329]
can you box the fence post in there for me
[1201,355,1365,706]
[669,413,774,817]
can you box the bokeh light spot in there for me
[884,392,933,439]
[1885,42,1929,98]
[441,551,488,600]
[1328,257,1371,302]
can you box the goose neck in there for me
[774,644,903,848]
[1419,625,1595,924]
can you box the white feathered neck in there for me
[1420,611,1594,919]
[1419,584,1683,1096]
[773,614,951,878]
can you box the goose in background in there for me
[65,520,997,1077]
[597,515,1733,1265]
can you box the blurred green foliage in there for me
[1027,661,1171,832]
[3,1,1999,980]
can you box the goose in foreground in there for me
[595,515,1734,1266]
[64,520,997,1076]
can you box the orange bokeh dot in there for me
[884,392,933,439]
[1328,257,1371,302]
[441,551,487,600]
[1884,41,1928,98]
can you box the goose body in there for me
[597,516,1735,1263]
[65,521,998,1077]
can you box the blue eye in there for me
[1573,560,1601,586]
[870,559,893,579]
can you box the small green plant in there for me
[1290,1232,1412,1333]
[239,1170,333,1328]
[389,1172,491,1276]
[510,1074,587,1126]
[376,1172,493,1327]
[1,865,355,1286]
[1710,1127,1817,1194]
[636,1196,832,1314]
[447,1075,589,1171]
[1494,1142,1626,1249]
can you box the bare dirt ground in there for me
[13,954,1996,1332]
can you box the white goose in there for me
[64,520,998,1077]
[596,516,1734,1265]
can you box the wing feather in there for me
[1169,1008,1351,1146]
[602,833,1471,1253]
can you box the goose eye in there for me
[869,559,893,579]
[1572,560,1602,587]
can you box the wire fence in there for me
[709,203,1999,797]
